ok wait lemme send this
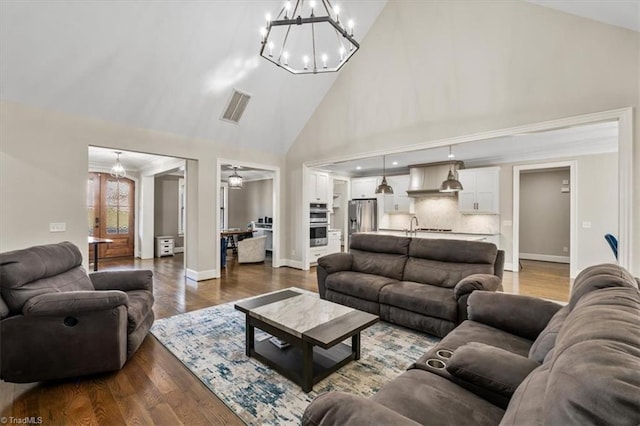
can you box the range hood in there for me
[406,161,464,197]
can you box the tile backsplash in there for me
[381,196,499,234]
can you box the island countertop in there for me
[362,229,499,242]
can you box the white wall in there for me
[284,1,639,274]
[0,101,284,278]
[227,179,273,228]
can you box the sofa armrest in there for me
[303,392,420,426]
[446,342,540,398]
[453,274,503,299]
[90,270,153,292]
[22,291,129,316]
[468,291,563,340]
[317,253,353,299]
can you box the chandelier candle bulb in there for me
[303,55,309,70]
[334,5,340,23]
[348,19,354,36]
[322,54,328,68]
[268,42,274,56]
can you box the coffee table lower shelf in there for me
[251,338,355,392]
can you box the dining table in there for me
[88,236,113,271]
[221,229,254,255]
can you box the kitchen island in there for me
[363,229,499,245]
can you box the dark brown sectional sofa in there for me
[317,233,505,337]
[303,263,640,425]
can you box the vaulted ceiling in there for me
[1,1,637,156]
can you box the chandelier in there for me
[259,0,360,74]
[110,151,126,179]
[228,167,244,189]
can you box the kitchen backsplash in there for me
[381,196,499,234]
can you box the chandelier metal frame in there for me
[260,0,360,75]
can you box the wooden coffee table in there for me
[235,289,379,392]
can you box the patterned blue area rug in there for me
[150,290,439,425]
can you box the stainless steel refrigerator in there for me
[348,199,378,246]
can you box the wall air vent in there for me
[220,89,251,124]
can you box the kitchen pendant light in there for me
[375,156,394,194]
[439,146,463,192]
[228,166,243,189]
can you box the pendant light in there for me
[375,156,394,194]
[110,151,126,179]
[228,166,244,189]
[439,146,463,192]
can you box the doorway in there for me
[87,172,135,260]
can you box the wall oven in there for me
[310,223,328,247]
[310,203,329,247]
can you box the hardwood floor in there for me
[0,253,569,425]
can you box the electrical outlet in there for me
[582,221,592,229]
[291,249,296,256]
[49,222,66,232]
[563,247,568,253]
[503,220,512,227]
[562,179,569,185]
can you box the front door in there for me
[88,172,135,259]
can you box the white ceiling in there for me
[1,1,636,157]
[321,121,618,177]
[0,0,386,155]
[525,0,640,32]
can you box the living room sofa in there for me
[317,233,505,337]
[303,263,640,425]
[0,241,155,383]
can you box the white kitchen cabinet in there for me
[308,246,328,265]
[457,167,500,214]
[327,230,341,254]
[308,170,330,203]
[351,177,378,199]
[382,175,414,214]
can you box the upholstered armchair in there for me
[0,241,154,383]
[237,235,267,263]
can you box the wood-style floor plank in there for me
[0,252,569,423]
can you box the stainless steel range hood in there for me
[406,161,464,197]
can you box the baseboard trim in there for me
[504,262,515,272]
[520,253,570,264]
[186,268,217,281]
[281,259,304,270]
[174,247,185,253]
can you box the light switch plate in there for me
[503,220,512,227]
[49,222,66,232]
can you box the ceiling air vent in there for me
[220,89,251,124]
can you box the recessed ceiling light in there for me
[356,166,362,170]
[392,161,398,166]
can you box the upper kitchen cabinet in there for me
[351,177,378,199]
[308,170,331,203]
[457,167,500,214]
[382,175,415,214]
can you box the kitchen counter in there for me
[364,229,499,242]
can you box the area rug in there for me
[150,290,439,425]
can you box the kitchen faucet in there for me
[409,216,419,236]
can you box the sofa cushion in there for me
[350,233,411,255]
[446,342,540,398]
[350,234,410,280]
[403,257,495,288]
[528,304,569,363]
[568,263,638,309]
[326,271,398,302]
[372,369,505,426]
[380,281,458,321]
[409,238,498,265]
[416,320,534,367]
[500,364,550,425]
[1,242,92,314]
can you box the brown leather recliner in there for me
[0,241,154,383]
